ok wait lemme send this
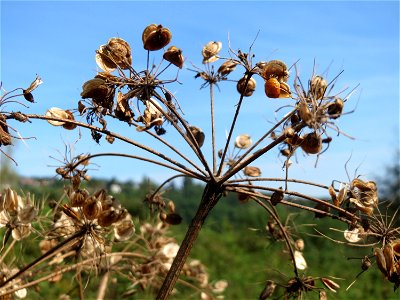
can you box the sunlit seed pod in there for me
[114,219,135,241]
[24,75,43,94]
[270,190,284,206]
[328,185,337,204]
[392,240,400,257]
[351,178,377,192]
[105,37,132,69]
[235,134,252,149]
[375,248,388,276]
[259,280,276,300]
[188,126,205,148]
[295,239,305,251]
[285,133,304,147]
[297,101,312,125]
[237,76,256,97]
[45,107,70,126]
[81,78,110,99]
[310,75,327,100]
[202,41,222,63]
[327,98,344,119]
[320,278,340,292]
[105,134,115,144]
[12,224,31,241]
[163,46,184,68]
[39,239,58,254]
[243,166,261,177]
[361,255,372,271]
[264,77,280,98]
[62,110,77,130]
[167,200,175,213]
[301,132,322,154]
[23,91,34,103]
[262,60,289,82]
[98,209,119,227]
[217,60,238,75]
[18,205,38,224]
[383,244,395,275]
[344,227,362,243]
[319,290,327,300]
[280,148,291,157]
[96,45,117,72]
[165,213,183,225]
[142,24,172,51]
[160,212,167,222]
[283,127,295,138]
[70,189,87,207]
[0,116,11,146]
[279,81,292,98]
[83,198,102,220]
[294,250,307,270]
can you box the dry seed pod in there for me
[270,189,284,206]
[217,60,238,75]
[392,240,400,257]
[105,37,132,69]
[383,244,395,275]
[279,81,292,98]
[98,209,120,227]
[319,290,327,300]
[83,198,102,220]
[62,110,77,130]
[188,126,205,148]
[235,134,252,149]
[96,45,117,72]
[142,24,172,51]
[202,41,222,63]
[45,107,70,126]
[327,98,344,119]
[70,189,88,207]
[310,75,327,100]
[167,200,175,213]
[259,280,276,300]
[243,166,261,177]
[280,148,291,157]
[264,77,280,98]
[301,132,322,154]
[81,78,111,99]
[237,76,256,97]
[295,239,305,251]
[0,114,11,146]
[163,46,184,68]
[297,101,312,125]
[262,60,289,82]
[320,278,340,292]
[375,248,388,276]
[165,213,183,225]
[362,255,372,271]
[114,219,134,241]
[285,133,304,147]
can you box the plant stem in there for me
[210,83,217,175]
[156,183,222,300]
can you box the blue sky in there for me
[1,1,399,196]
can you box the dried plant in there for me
[0,23,398,299]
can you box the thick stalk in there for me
[156,183,222,300]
